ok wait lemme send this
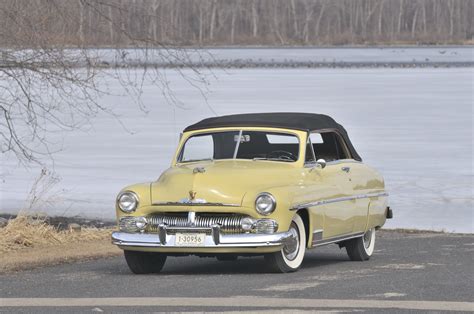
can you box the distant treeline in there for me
[1,0,472,47]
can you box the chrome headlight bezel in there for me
[255,192,276,216]
[119,216,148,232]
[117,191,139,213]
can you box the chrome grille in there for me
[146,213,247,234]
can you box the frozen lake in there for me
[11,46,469,67]
[1,67,473,233]
[97,46,474,65]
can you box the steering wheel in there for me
[267,150,297,161]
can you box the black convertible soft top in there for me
[184,112,362,161]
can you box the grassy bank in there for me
[0,215,120,273]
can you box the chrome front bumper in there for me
[112,225,293,248]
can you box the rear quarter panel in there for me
[350,162,388,232]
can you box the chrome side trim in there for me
[291,191,388,211]
[312,232,364,247]
[152,202,240,207]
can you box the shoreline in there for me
[2,46,472,69]
[1,214,471,235]
[2,44,473,49]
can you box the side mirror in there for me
[316,159,326,169]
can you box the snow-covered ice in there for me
[1,67,472,233]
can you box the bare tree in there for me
[2,0,471,47]
[0,0,209,165]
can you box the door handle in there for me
[341,167,350,173]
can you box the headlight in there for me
[117,191,139,213]
[255,192,276,215]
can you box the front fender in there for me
[241,186,298,233]
[115,182,152,221]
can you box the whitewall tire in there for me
[265,214,306,273]
[344,228,376,261]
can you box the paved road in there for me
[1,231,473,313]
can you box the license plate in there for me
[175,233,206,246]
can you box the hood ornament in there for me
[179,190,206,204]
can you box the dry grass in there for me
[0,214,113,254]
[0,214,121,273]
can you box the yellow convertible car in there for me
[112,113,392,273]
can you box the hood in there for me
[151,160,299,206]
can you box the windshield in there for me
[179,130,300,163]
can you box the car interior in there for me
[235,131,299,161]
[306,132,350,162]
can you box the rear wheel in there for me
[264,214,306,273]
[344,228,376,261]
[124,250,167,274]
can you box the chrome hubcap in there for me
[363,229,373,249]
[283,222,299,261]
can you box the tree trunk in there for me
[199,5,204,44]
[397,0,404,33]
[230,6,236,44]
[290,0,298,37]
[378,0,386,36]
[108,5,114,44]
[251,1,258,38]
[150,1,160,42]
[272,4,284,44]
[78,0,85,44]
[422,1,427,35]
[209,0,217,41]
[315,2,326,38]
[302,0,313,44]
[448,0,455,37]
[411,5,419,38]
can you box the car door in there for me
[304,132,356,240]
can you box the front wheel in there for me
[344,228,376,261]
[124,250,167,274]
[264,214,306,273]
